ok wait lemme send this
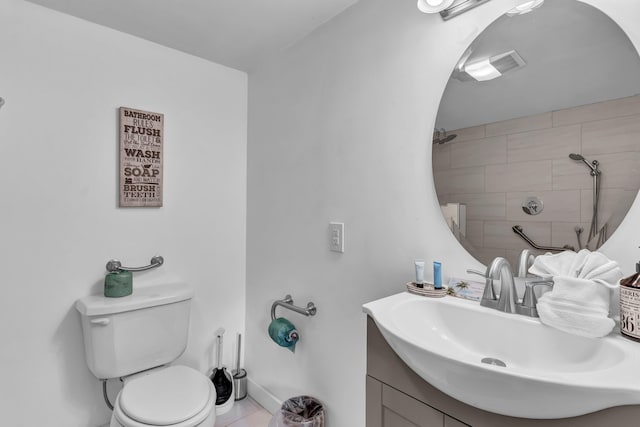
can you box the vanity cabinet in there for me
[367,375,469,427]
[366,316,640,427]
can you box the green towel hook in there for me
[271,294,317,321]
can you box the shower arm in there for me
[512,225,575,252]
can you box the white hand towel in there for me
[569,249,591,277]
[528,250,622,338]
[578,252,622,287]
[536,290,615,338]
[528,249,589,278]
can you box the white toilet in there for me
[76,283,216,427]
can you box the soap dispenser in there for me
[619,260,640,342]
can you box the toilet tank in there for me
[75,283,194,379]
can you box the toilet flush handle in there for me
[90,318,110,326]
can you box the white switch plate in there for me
[329,222,344,253]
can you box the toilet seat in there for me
[113,365,215,427]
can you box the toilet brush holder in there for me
[233,369,247,401]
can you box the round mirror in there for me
[432,0,640,268]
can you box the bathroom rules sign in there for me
[119,107,164,207]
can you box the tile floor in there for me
[215,398,273,427]
[99,397,272,427]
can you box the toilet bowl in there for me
[110,366,216,427]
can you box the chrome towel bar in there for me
[105,255,164,273]
[271,294,317,321]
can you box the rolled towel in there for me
[536,293,616,338]
[530,250,623,338]
[579,252,622,286]
[528,249,589,278]
[546,276,612,314]
[529,249,622,285]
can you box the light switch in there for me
[329,222,344,253]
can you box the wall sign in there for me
[119,107,164,207]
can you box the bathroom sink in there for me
[363,292,640,419]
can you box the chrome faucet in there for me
[468,257,553,317]
[466,268,496,307]
[518,280,553,317]
[486,257,518,313]
[516,249,536,278]
[466,258,515,312]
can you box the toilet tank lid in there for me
[75,283,194,316]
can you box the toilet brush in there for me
[210,328,234,415]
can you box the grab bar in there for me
[271,295,317,321]
[105,255,164,273]
[512,226,574,252]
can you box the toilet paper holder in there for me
[271,295,317,321]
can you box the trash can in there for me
[268,396,325,427]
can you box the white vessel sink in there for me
[363,292,640,419]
